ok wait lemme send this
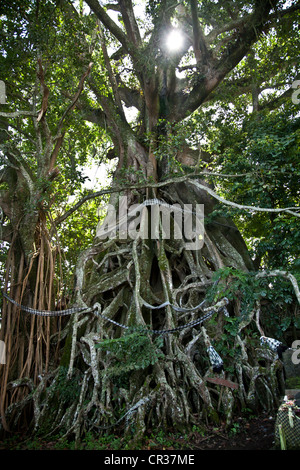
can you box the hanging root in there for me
[0,211,72,436]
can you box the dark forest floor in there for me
[186,412,276,450]
[0,412,277,451]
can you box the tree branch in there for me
[54,172,300,226]
[36,59,50,123]
[85,0,131,52]
[118,85,143,111]
[190,0,210,65]
[48,62,93,173]
[4,149,35,191]
[55,62,93,136]
[206,16,249,43]
[0,223,13,243]
[119,0,142,48]
[175,0,280,120]
[97,21,126,120]
[206,3,300,44]
[0,190,11,219]
[189,179,300,218]
[258,85,296,111]
[0,111,37,118]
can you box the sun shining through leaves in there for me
[165,28,184,52]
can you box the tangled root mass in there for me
[2,195,285,444]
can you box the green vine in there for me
[95,327,164,382]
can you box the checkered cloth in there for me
[207,346,224,373]
[260,336,289,359]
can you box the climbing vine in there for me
[95,328,164,381]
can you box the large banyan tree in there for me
[0,0,300,443]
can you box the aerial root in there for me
[1,229,286,438]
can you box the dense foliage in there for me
[0,0,299,445]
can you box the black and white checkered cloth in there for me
[207,345,224,373]
[260,335,289,359]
